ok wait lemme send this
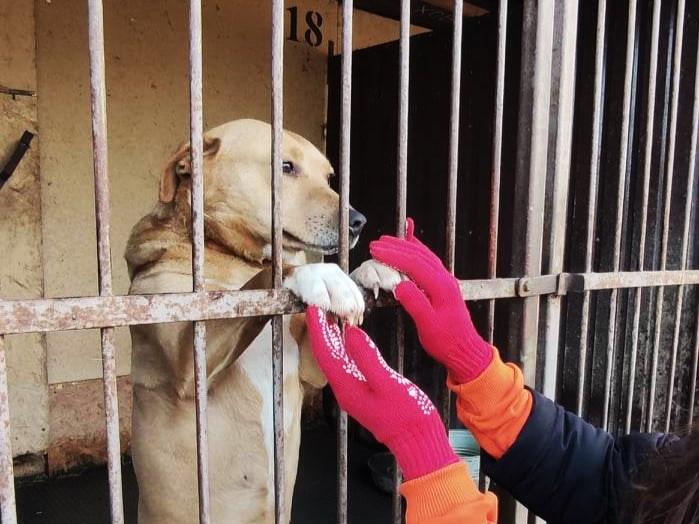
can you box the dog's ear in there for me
[159,136,222,204]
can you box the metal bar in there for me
[86,1,124,522]
[577,0,607,417]
[439,0,464,431]
[519,0,555,388]
[393,1,410,521]
[445,0,463,272]
[665,34,699,433]
[271,0,285,520]
[0,337,17,524]
[602,0,637,431]
[487,0,508,345]
[688,42,699,426]
[4,272,699,335]
[337,2,353,522]
[625,0,661,434]
[690,305,699,424]
[188,2,210,521]
[542,0,579,400]
[648,0,686,433]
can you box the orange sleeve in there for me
[447,348,533,459]
[400,462,497,524]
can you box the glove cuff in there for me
[385,416,460,481]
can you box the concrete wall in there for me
[0,1,48,475]
[1,0,427,473]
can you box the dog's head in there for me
[159,119,366,260]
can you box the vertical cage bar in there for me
[602,0,637,431]
[392,1,410,522]
[188,1,211,522]
[441,0,464,428]
[665,35,699,433]
[445,0,463,271]
[487,0,508,345]
[690,306,699,424]
[271,0,285,521]
[0,337,17,524]
[648,0,686,432]
[337,2,353,522]
[542,0,579,400]
[519,0,554,388]
[86,1,124,522]
[689,44,699,425]
[577,0,607,417]
[625,0,661,434]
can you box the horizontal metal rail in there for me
[2,270,699,335]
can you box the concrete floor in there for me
[15,423,394,523]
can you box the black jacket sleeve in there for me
[482,391,678,524]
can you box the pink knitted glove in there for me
[369,219,493,384]
[306,306,458,480]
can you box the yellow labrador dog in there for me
[125,119,400,523]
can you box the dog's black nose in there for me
[348,208,367,237]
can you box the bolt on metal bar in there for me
[337,1,353,522]
[271,0,285,521]
[577,0,607,417]
[602,0,637,431]
[440,0,464,430]
[487,0,508,345]
[665,35,699,433]
[625,0,662,434]
[187,1,211,522]
[0,336,17,524]
[86,1,124,522]
[392,1,410,521]
[648,0,686,433]
[542,0,579,400]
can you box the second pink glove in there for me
[370,219,493,384]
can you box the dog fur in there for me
[125,119,397,523]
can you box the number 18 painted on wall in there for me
[287,7,323,47]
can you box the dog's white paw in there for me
[350,259,404,299]
[284,263,365,325]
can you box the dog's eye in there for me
[282,161,296,175]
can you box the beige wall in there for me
[0,0,427,465]
[0,1,48,461]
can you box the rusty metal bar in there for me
[665,35,699,433]
[337,1,353,521]
[392,1,410,521]
[440,0,464,431]
[4,271,699,336]
[625,0,661,434]
[487,0,508,344]
[687,47,699,428]
[690,305,699,424]
[271,0,285,520]
[648,0,686,432]
[542,0,579,400]
[518,0,554,389]
[0,337,16,524]
[602,0,637,431]
[86,1,124,522]
[188,1,211,521]
[445,0,463,272]
[577,0,607,417]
